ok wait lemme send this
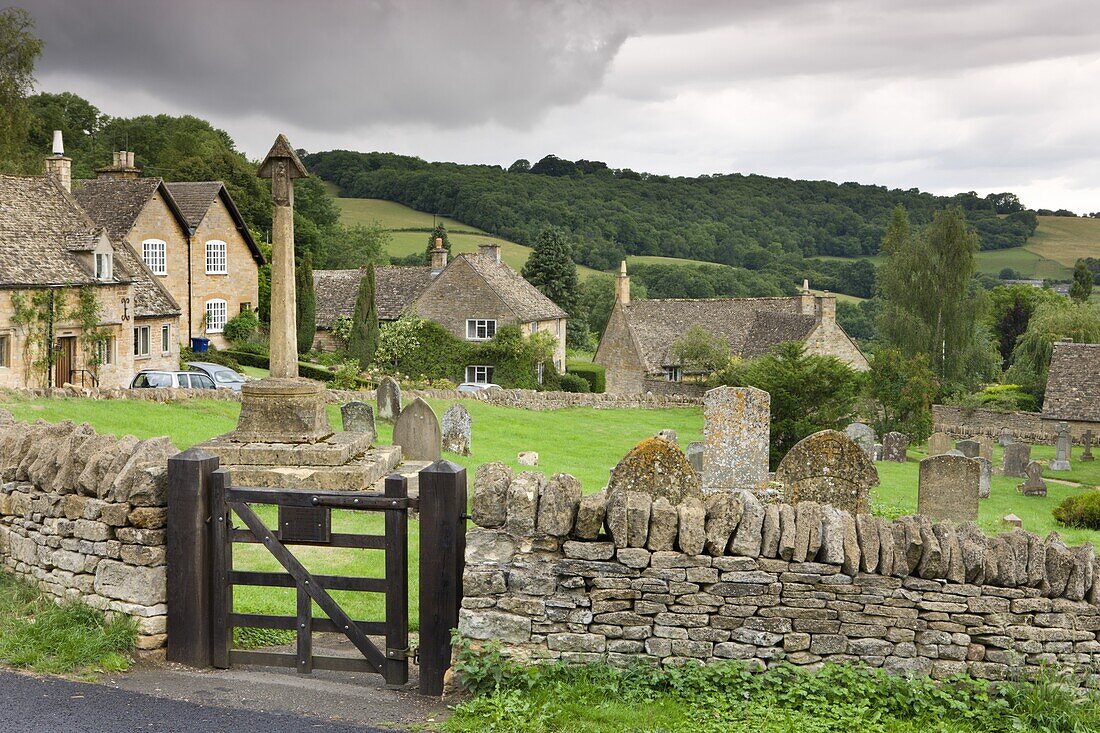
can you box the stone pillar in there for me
[268,182,298,379]
[701,385,770,492]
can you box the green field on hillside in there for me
[1026,215,1100,269]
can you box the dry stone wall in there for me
[933,406,1052,444]
[461,463,1100,685]
[0,414,174,649]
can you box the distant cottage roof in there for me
[1042,342,1100,423]
[163,182,265,265]
[74,177,181,241]
[617,297,818,372]
[457,252,568,321]
[313,266,434,328]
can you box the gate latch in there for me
[386,646,413,661]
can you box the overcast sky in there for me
[22,0,1100,211]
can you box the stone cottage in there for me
[0,167,179,389]
[595,262,868,394]
[75,151,264,349]
[1042,340,1099,439]
[313,243,568,382]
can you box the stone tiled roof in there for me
[621,297,817,372]
[164,181,265,264]
[460,253,569,321]
[113,241,180,318]
[313,266,434,328]
[73,177,165,241]
[1042,342,1100,423]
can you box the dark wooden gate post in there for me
[418,460,467,696]
[166,448,220,667]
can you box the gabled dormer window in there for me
[95,252,113,281]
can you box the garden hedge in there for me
[566,361,605,393]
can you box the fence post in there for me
[384,474,409,688]
[165,448,220,668]
[418,460,467,696]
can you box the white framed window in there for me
[205,299,227,333]
[536,362,544,385]
[0,334,9,368]
[465,319,496,341]
[530,321,538,333]
[96,336,114,366]
[465,365,494,384]
[205,240,227,274]
[666,366,682,382]
[95,252,113,281]
[133,326,150,358]
[161,324,171,354]
[142,239,167,275]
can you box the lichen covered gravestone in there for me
[702,386,770,492]
[340,401,375,440]
[917,454,979,523]
[1003,443,1031,478]
[686,441,704,473]
[974,435,993,462]
[773,430,878,513]
[998,427,1014,447]
[1083,430,1095,462]
[1050,422,1072,471]
[656,429,678,445]
[376,376,402,422]
[608,436,702,504]
[975,456,991,500]
[881,432,909,463]
[441,404,472,456]
[955,439,979,459]
[843,422,876,461]
[926,432,951,457]
[1017,460,1047,496]
[391,397,440,461]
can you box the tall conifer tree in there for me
[349,267,379,369]
[295,250,316,353]
[522,226,578,314]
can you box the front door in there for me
[55,336,76,386]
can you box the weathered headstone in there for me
[608,437,702,504]
[391,397,440,461]
[773,430,879,513]
[843,422,876,461]
[701,386,770,491]
[998,427,1014,447]
[1050,422,1072,471]
[340,401,375,437]
[656,429,678,445]
[1083,430,1095,462]
[873,443,883,461]
[441,404,472,456]
[945,448,965,457]
[1003,443,1031,478]
[917,454,979,523]
[517,451,539,466]
[1002,514,1022,529]
[975,456,991,499]
[882,432,909,463]
[1017,460,1047,496]
[926,432,951,456]
[955,439,980,459]
[974,435,993,462]
[376,376,402,423]
[686,441,704,473]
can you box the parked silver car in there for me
[129,370,216,390]
[457,382,502,394]
[187,361,249,392]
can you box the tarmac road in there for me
[0,669,390,733]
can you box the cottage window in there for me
[0,334,9,367]
[465,365,494,384]
[530,321,538,333]
[205,240,227,274]
[95,252,113,281]
[205,299,227,333]
[666,366,682,382]
[96,336,115,366]
[536,362,544,384]
[466,319,496,340]
[142,239,167,275]
[134,326,150,358]
[161,324,171,354]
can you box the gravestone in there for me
[656,429,678,445]
[946,448,965,457]
[975,456,991,499]
[391,398,441,461]
[441,404,472,456]
[917,454,979,523]
[340,401,376,440]
[1002,514,1022,529]
[686,441,704,473]
[518,451,539,466]
[881,432,909,463]
[974,435,993,462]
[1082,430,1095,462]
[773,430,879,513]
[376,376,402,422]
[927,432,951,456]
[998,428,1014,447]
[608,436,702,504]
[843,422,876,461]
[1017,460,1047,496]
[955,439,980,459]
[1003,443,1031,478]
[873,443,883,461]
[701,386,770,492]
[1050,422,1072,471]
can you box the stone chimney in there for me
[799,278,815,315]
[44,130,72,193]
[478,242,502,263]
[815,291,837,326]
[616,260,631,305]
[430,237,448,276]
[96,150,140,179]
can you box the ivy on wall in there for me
[9,286,109,387]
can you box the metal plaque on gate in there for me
[278,505,331,543]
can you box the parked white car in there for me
[186,361,249,392]
[129,370,216,390]
[457,382,503,394]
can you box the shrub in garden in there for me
[1053,492,1100,530]
[566,361,605,392]
[557,373,590,393]
[222,309,261,345]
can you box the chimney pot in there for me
[51,130,64,156]
[616,260,631,305]
[478,243,502,263]
[44,131,72,192]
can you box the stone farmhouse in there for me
[595,262,868,394]
[75,151,264,349]
[1042,340,1099,439]
[314,243,568,383]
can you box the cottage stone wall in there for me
[461,466,1100,685]
[0,414,175,649]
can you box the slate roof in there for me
[73,177,167,241]
[459,252,569,321]
[1042,342,1100,423]
[618,297,818,373]
[113,241,181,318]
[313,266,434,328]
[164,182,265,264]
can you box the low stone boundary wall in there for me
[933,405,1051,445]
[0,413,175,649]
[461,465,1100,684]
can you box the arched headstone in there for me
[608,436,702,504]
[392,397,440,461]
[376,376,402,423]
[926,432,951,456]
[773,430,879,513]
[441,404,472,456]
[843,422,876,461]
[917,454,979,523]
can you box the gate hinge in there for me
[387,646,416,661]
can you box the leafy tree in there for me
[507,159,530,173]
[323,223,390,269]
[295,250,316,353]
[712,341,861,466]
[984,284,1061,369]
[1071,261,1094,303]
[0,7,42,173]
[347,267,380,369]
[999,267,1019,280]
[671,325,729,376]
[574,274,647,339]
[1007,300,1100,400]
[522,226,579,314]
[424,223,450,263]
[374,313,421,371]
[24,92,103,179]
[864,348,939,442]
[836,299,879,346]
